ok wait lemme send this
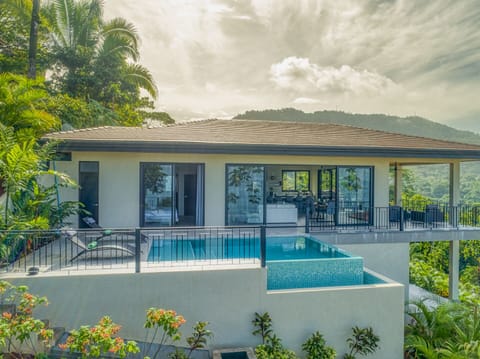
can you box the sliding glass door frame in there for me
[140,162,205,227]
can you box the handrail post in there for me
[260,225,266,268]
[399,207,404,232]
[305,206,310,233]
[135,227,141,273]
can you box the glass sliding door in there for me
[141,163,174,226]
[226,165,265,225]
[337,166,373,225]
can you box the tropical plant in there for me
[0,124,79,230]
[0,281,54,358]
[44,0,160,126]
[0,73,59,137]
[252,312,273,345]
[142,308,186,359]
[58,316,139,359]
[302,331,336,359]
[404,300,480,358]
[344,326,379,358]
[252,312,298,359]
[168,321,213,359]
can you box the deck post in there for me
[305,206,310,233]
[448,162,460,300]
[260,225,266,268]
[394,163,402,206]
[399,207,404,232]
[449,239,460,301]
[135,227,141,273]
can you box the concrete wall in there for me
[55,152,392,228]
[340,242,410,299]
[8,268,404,358]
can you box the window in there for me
[226,165,265,225]
[282,170,310,192]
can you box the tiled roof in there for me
[45,119,480,152]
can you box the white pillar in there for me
[394,163,402,206]
[449,162,460,206]
[449,161,460,301]
[449,239,460,301]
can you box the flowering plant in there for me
[58,316,139,359]
[143,308,186,359]
[0,281,53,359]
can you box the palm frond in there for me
[123,63,158,99]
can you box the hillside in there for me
[234,108,480,145]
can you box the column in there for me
[394,163,402,206]
[449,161,460,301]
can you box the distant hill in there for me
[234,108,480,145]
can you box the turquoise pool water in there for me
[147,236,385,289]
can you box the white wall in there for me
[8,268,404,358]
[340,243,410,299]
[55,152,392,228]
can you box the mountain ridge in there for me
[234,108,480,145]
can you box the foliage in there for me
[405,300,480,358]
[344,326,379,358]
[185,321,212,358]
[44,0,159,127]
[252,312,298,359]
[0,0,51,75]
[0,280,53,358]
[0,73,59,137]
[255,334,298,359]
[0,124,80,230]
[302,331,336,359]
[58,316,139,359]
[252,312,273,345]
[143,308,186,359]
[168,321,212,359]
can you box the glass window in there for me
[282,170,310,192]
[337,166,373,225]
[141,163,173,226]
[226,165,264,225]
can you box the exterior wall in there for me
[55,152,392,228]
[339,243,410,299]
[8,268,404,358]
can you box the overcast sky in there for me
[104,0,480,128]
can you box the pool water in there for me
[147,236,385,289]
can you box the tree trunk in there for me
[27,0,40,79]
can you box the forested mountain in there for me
[235,108,480,203]
[235,108,480,145]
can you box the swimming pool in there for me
[147,235,384,289]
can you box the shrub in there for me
[0,281,53,358]
[344,326,379,358]
[302,331,336,359]
[58,316,139,359]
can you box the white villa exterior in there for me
[5,119,480,358]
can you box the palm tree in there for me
[46,0,157,103]
[27,0,40,79]
[0,73,59,137]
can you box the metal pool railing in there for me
[0,226,263,274]
[306,204,480,232]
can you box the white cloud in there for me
[270,57,399,96]
[293,97,322,104]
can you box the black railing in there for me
[307,204,480,232]
[1,204,480,274]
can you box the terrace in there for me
[2,201,479,276]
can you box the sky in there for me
[104,0,480,130]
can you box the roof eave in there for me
[48,140,480,160]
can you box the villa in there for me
[4,118,480,358]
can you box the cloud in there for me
[270,57,399,96]
[293,97,322,104]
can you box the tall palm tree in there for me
[46,0,157,102]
